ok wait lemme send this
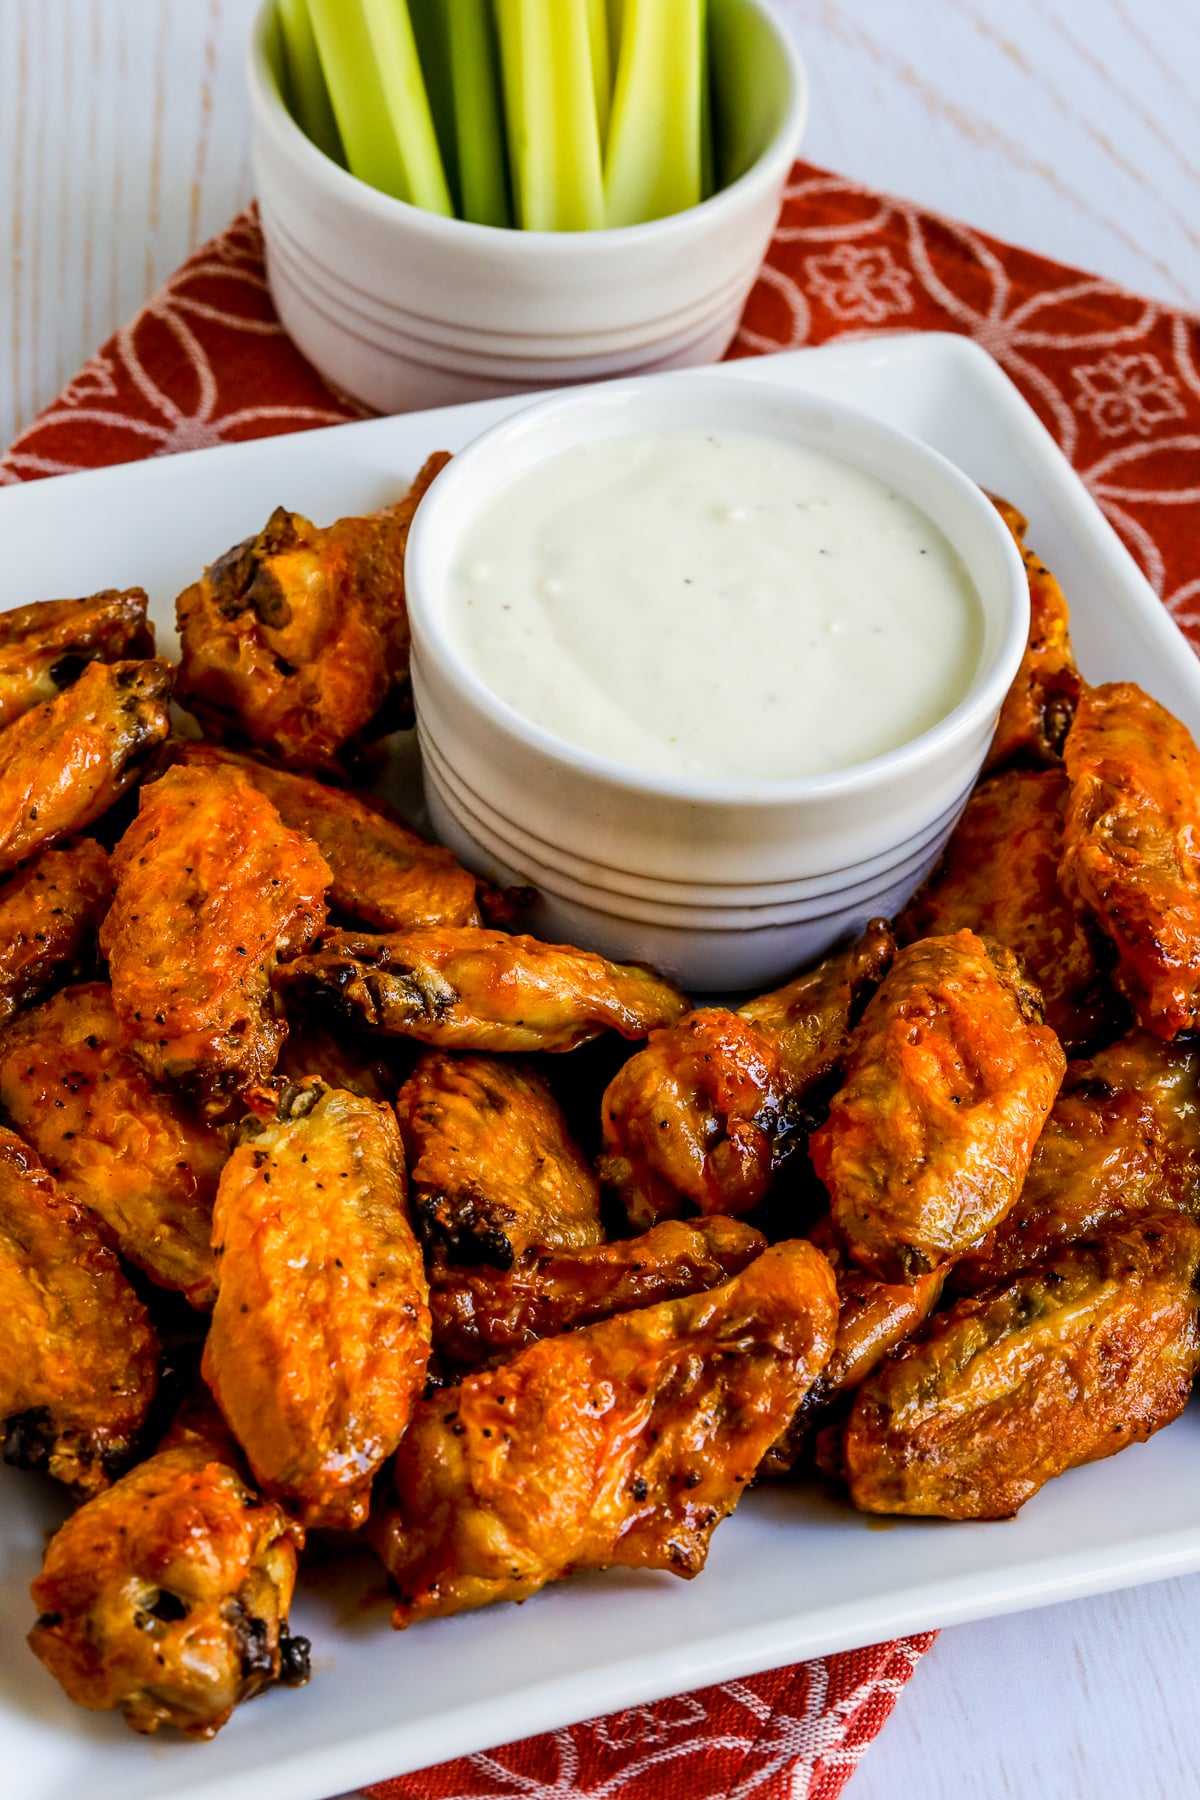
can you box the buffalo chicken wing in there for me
[983,505,1082,773]
[0,838,111,1025]
[0,588,153,732]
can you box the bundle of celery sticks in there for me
[277,0,715,230]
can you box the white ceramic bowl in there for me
[405,373,1030,993]
[247,0,807,414]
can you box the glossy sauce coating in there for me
[982,498,1081,773]
[0,588,153,732]
[0,837,112,1025]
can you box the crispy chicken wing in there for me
[0,1126,157,1493]
[276,1015,410,1103]
[175,455,448,773]
[599,922,895,1229]
[826,1212,1200,1519]
[370,1239,837,1624]
[953,1029,1200,1288]
[100,763,331,1110]
[811,931,1066,1281]
[275,925,689,1053]
[983,507,1082,774]
[429,1216,765,1372]
[396,1052,603,1267]
[203,1080,431,1530]
[1061,681,1200,1037]
[0,984,226,1304]
[898,769,1114,1050]
[175,742,483,929]
[28,1401,309,1739]
[0,588,153,732]
[0,658,173,875]
[0,838,111,1025]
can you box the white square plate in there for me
[3,332,1199,1800]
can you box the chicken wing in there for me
[28,1400,309,1739]
[203,1080,431,1530]
[826,1212,1200,1519]
[396,1052,603,1267]
[0,1125,157,1494]
[276,1015,410,1103]
[898,769,1114,1050]
[275,925,689,1053]
[599,921,895,1229]
[0,588,153,732]
[810,931,1066,1281]
[1061,681,1200,1038]
[429,1216,765,1373]
[370,1239,837,1624]
[100,762,331,1110]
[175,455,448,773]
[0,658,173,875]
[0,984,226,1305]
[175,742,484,929]
[952,1029,1200,1288]
[982,509,1081,774]
[0,837,111,1025]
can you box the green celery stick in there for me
[409,0,461,213]
[699,0,713,200]
[587,0,611,147]
[604,0,705,226]
[495,0,605,232]
[446,0,511,226]
[276,0,345,164]
[307,0,453,213]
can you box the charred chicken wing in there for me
[203,1080,431,1530]
[0,984,227,1304]
[0,658,173,876]
[1061,682,1200,1038]
[0,838,111,1025]
[371,1239,837,1624]
[0,1126,157,1493]
[396,1052,603,1267]
[0,588,153,732]
[898,769,1113,1050]
[827,1212,1200,1519]
[811,931,1066,1281]
[29,1402,309,1739]
[275,925,689,1053]
[983,510,1081,774]
[599,921,895,1229]
[175,456,448,773]
[429,1215,766,1373]
[100,763,331,1109]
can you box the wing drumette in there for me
[275,925,689,1053]
[0,984,226,1305]
[396,1052,603,1267]
[0,588,153,731]
[0,838,111,1025]
[203,1080,431,1530]
[810,931,1066,1281]
[370,1240,836,1625]
[0,659,173,875]
[1061,682,1200,1038]
[825,1212,1200,1519]
[100,763,331,1111]
[175,455,448,773]
[0,1126,157,1494]
[599,921,894,1229]
[28,1398,308,1740]
[983,503,1082,774]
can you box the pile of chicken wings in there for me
[3,462,1199,1742]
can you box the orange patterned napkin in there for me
[3,162,1198,1799]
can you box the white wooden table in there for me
[3,5,1200,1797]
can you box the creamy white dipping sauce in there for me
[445,428,983,783]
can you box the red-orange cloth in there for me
[3,163,1198,1800]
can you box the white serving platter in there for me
[2,331,1199,1800]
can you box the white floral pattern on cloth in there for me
[803,244,914,325]
[1071,351,1187,439]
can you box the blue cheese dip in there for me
[444,427,983,783]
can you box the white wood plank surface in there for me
[3,6,1200,1799]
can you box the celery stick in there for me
[276,0,344,164]
[307,0,453,213]
[604,0,704,226]
[409,0,461,212]
[586,0,611,147]
[495,0,604,232]
[447,0,511,227]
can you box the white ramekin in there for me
[247,0,807,414]
[405,373,1030,993]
